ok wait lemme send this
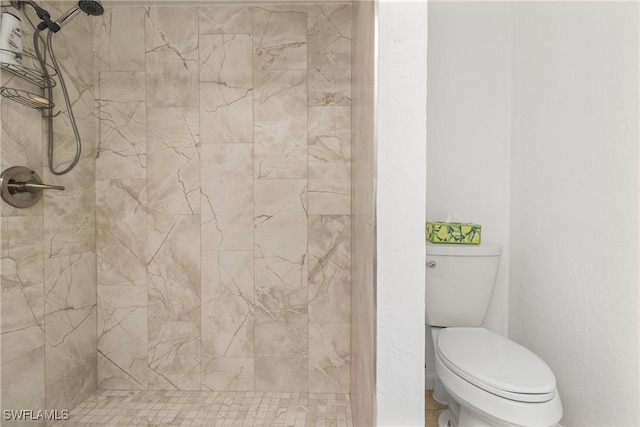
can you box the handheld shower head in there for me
[78,1,104,16]
[55,0,103,30]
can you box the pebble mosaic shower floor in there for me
[51,390,353,427]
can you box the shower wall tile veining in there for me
[94,4,352,395]
[0,0,97,424]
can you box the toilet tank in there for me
[426,242,502,327]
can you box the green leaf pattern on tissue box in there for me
[426,222,481,244]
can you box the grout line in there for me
[197,3,203,392]
[251,4,257,393]
[144,3,150,394]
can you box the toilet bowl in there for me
[425,242,563,427]
[433,327,562,427]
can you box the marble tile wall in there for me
[0,1,97,424]
[94,3,352,394]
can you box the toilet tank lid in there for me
[426,242,502,256]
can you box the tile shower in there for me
[95,2,352,394]
[0,1,375,426]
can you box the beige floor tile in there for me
[425,390,448,427]
[52,390,353,427]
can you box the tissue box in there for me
[426,222,481,244]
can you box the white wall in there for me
[376,1,427,425]
[427,2,640,424]
[425,1,512,386]
[510,3,639,425]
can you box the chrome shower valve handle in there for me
[0,166,65,208]
[8,181,65,192]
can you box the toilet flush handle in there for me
[427,260,437,268]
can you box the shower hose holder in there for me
[0,166,64,208]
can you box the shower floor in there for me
[51,389,353,427]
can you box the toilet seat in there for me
[435,353,563,427]
[437,327,557,403]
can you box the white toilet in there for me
[426,242,563,427]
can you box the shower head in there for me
[78,1,104,16]
[54,0,103,30]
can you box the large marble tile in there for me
[202,357,254,392]
[96,179,146,287]
[200,34,252,87]
[145,6,199,107]
[202,251,254,360]
[45,315,96,413]
[200,144,253,251]
[0,100,43,176]
[200,83,253,144]
[148,320,201,391]
[1,217,44,331]
[44,252,97,411]
[97,98,146,179]
[100,71,146,102]
[147,108,200,215]
[97,72,146,180]
[1,217,45,423]
[254,180,308,288]
[1,323,43,374]
[255,354,308,392]
[199,6,252,35]
[308,107,351,214]
[43,252,97,337]
[1,335,44,427]
[148,214,201,390]
[94,6,146,72]
[255,286,307,357]
[309,323,350,393]
[197,32,247,144]
[254,70,307,179]
[308,215,351,323]
[255,284,309,392]
[98,280,148,390]
[253,6,307,71]
[201,250,254,392]
[43,169,95,258]
[308,4,352,106]
[147,215,200,310]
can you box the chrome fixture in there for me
[0,166,65,208]
[10,0,103,32]
[55,1,104,31]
